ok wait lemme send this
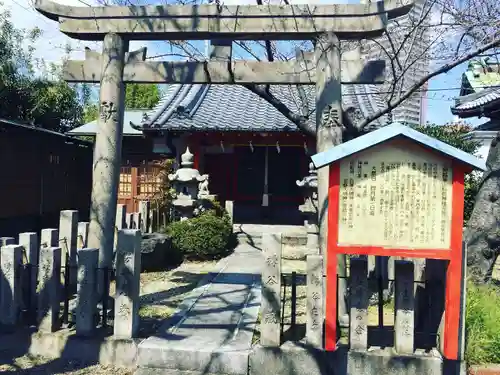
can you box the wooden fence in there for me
[0,119,93,237]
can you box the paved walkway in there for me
[136,243,262,375]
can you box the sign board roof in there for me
[311,122,487,171]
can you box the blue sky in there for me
[3,0,485,127]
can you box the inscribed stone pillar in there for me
[394,260,415,354]
[37,246,62,332]
[349,257,368,350]
[0,245,23,326]
[19,232,38,310]
[59,210,78,290]
[315,32,348,327]
[306,254,324,348]
[139,201,150,234]
[76,248,99,336]
[41,228,58,248]
[261,233,282,347]
[114,229,141,338]
[78,222,89,249]
[87,32,127,299]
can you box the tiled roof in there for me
[68,110,146,136]
[452,59,500,117]
[451,87,500,117]
[134,83,388,133]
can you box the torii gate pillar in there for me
[87,32,128,297]
[315,33,349,327]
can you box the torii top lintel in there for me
[35,0,413,41]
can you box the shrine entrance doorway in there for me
[232,145,305,224]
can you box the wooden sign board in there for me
[310,123,487,362]
[337,141,453,249]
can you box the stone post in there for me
[114,229,141,338]
[349,257,368,350]
[314,32,348,326]
[306,254,324,347]
[41,228,58,248]
[394,260,415,354]
[130,212,140,230]
[0,237,15,247]
[261,233,282,347]
[86,32,127,299]
[37,246,62,332]
[115,204,126,251]
[126,213,132,229]
[77,222,89,249]
[19,232,38,310]
[0,245,23,327]
[59,210,79,291]
[139,201,150,234]
[225,200,234,226]
[76,248,99,336]
[116,204,127,230]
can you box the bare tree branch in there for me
[358,36,500,130]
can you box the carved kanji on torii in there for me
[35,0,414,345]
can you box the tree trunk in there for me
[465,131,500,282]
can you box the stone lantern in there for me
[296,162,319,250]
[168,147,209,221]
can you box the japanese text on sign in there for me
[337,144,453,249]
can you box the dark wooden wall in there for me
[0,120,93,237]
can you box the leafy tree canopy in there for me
[0,8,83,133]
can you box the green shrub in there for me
[465,281,500,365]
[166,210,234,260]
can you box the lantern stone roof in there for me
[130,83,388,133]
[311,122,487,171]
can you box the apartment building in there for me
[360,0,430,126]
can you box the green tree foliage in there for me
[125,83,160,109]
[81,84,160,124]
[0,8,83,132]
[413,122,481,224]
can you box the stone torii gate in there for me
[36,0,413,327]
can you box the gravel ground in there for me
[0,354,134,374]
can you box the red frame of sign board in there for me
[324,159,468,361]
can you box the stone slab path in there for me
[136,243,262,375]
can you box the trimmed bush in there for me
[166,209,234,260]
[465,281,500,365]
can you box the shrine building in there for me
[452,59,500,160]
[69,84,385,224]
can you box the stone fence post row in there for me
[260,233,326,349]
[0,210,141,340]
